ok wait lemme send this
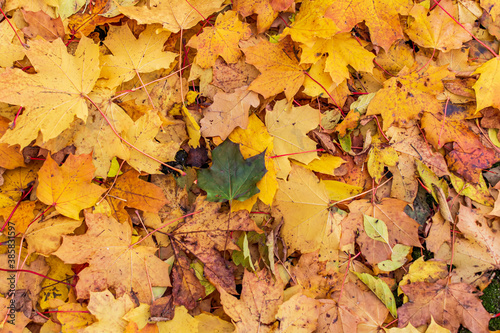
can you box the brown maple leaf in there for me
[399,279,490,333]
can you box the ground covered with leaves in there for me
[0,0,500,332]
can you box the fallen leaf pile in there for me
[1,0,500,332]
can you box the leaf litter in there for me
[0,0,499,332]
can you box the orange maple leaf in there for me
[37,154,106,220]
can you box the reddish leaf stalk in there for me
[278,15,290,28]
[183,0,213,27]
[383,318,399,328]
[416,48,436,73]
[10,106,23,129]
[373,59,396,77]
[0,268,75,287]
[0,7,27,48]
[130,210,201,247]
[303,71,341,110]
[338,252,361,303]
[35,310,50,321]
[111,65,191,101]
[372,115,389,142]
[475,119,500,153]
[417,178,431,192]
[84,96,186,175]
[0,185,33,233]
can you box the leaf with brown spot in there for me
[398,279,490,333]
[108,169,168,213]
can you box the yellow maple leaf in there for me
[325,0,413,51]
[84,290,135,332]
[282,0,339,45]
[300,33,375,86]
[301,56,350,106]
[367,134,399,183]
[0,37,99,148]
[473,56,500,112]
[406,0,472,52]
[0,163,39,208]
[233,0,280,33]
[57,303,95,332]
[99,24,177,90]
[26,214,82,255]
[38,256,74,309]
[266,99,320,178]
[275,164,343,258]
[73,88,133,178]
[37,154,106,219]
[187,10,252,69]
[53,211,171,303]
[243,37,307,101]
[118,0,225,33]
[0,20,25,67]
[123,111,178,174]
[366,65,453,130]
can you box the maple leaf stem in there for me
[416,48,436,73]
[269,148,325,158]
[475,119,500,153]
[0,185,33,233]
[373,59,396,77]
[303,71,341,110]
[10,106,23,130]
[372,115,389,142]
[183,0,213,27]
[278,14,290,28]
[338,252,361,303]
[383,318,399,328]
[0,268,75,287]
[111,65,191,101]
[129,210,201,247]
[35,311,50,321]
[330,176,393,206]
[0,7,28,49]
[135,70,155,109]
[85,95,187,175]
[433,0,499,58]
[96,160,125,206]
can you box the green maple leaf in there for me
[197,140,267,202]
